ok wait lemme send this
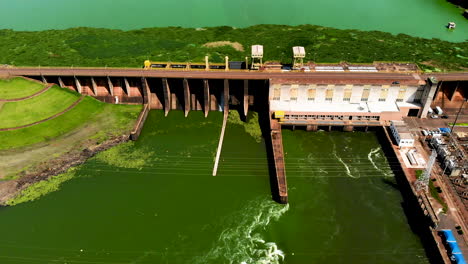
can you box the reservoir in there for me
[0,0,467,41]
[0,110,429,263]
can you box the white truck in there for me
[435,106,443,115]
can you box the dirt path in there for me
[0,84,52,102]
[0,96,84,131]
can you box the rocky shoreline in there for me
[0,134,131,206]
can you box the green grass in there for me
[0,25,466,71]
[0,77,45,99]
[448,123,468,127]
[415,170,423,180]
[429,180,448,214]
[0,85,80,128]
[0,96,141,150]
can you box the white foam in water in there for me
[194,199,289,264]
[367,147,392,177]
[368,147,381,171]
[333,150,358,179]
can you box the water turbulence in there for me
[196,199,289,264]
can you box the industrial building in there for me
[389,120,414,147]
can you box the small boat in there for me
[447,22,456,29]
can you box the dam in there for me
[3,60,467,206]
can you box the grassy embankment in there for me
[0,86,80,128]
[0,77,44,99]
[0,25,466,71]
[0,77,142,180]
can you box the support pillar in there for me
[41,75,47,84]
[419,77,438,118]
[124,77,131,97]
[74,76,82,94]
[203,79,210,117]
[90,77,97,95]
[183,78,190,117]
[58,77,65,88]
[162,78,171,116]
[223,79,229,113]
[450,81,460,101]
[107,76,114,96]
[243,80,249,117]
[141,77,150,104]
[343,125,354,132]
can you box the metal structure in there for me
[292,46,306,69]
[416,150,437,192]
[251,45,263,70]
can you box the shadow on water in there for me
[381,177,400,191]
[376,126,444,264]
[246,80,282,203]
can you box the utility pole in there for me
[415,150,437,192]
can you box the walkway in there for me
[0,96,84,131]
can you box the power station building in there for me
[269,76,437,128]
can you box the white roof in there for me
[251,45,263,57]
[292,46,306,57]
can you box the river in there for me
[0,0,467,41]
[0,110,429,263]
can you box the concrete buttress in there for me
[124,77,131,97]
[162,78,171,116]
[90,77,97,95]
[141,77,150,104]
[203,79,210,118]
[183,78,190,117]
[243,80,249,117]
[224,79,229,113]
[74,76,82,94]
[58,77,65,88]
[107,76,114,96]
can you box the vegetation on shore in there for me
[0,77,45,99]
[0,25,466,71]
[6,167,78,206]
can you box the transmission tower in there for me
[415,150,437,192]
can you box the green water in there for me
[0,110,428,263]
[0,0,467,41]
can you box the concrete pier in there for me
[306,125,318,131]
[90,77,97,95]
[162,78,171,116]
[123,77,131,96]
[107,76,114,96]
[58,76,65,88]
[74,76,82,94]
[141,77,150,105]
[183,78,190,117]
[343,125,354,132]
[270,117,288,204]
[244,80,249,117]
[203,79,210,117]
